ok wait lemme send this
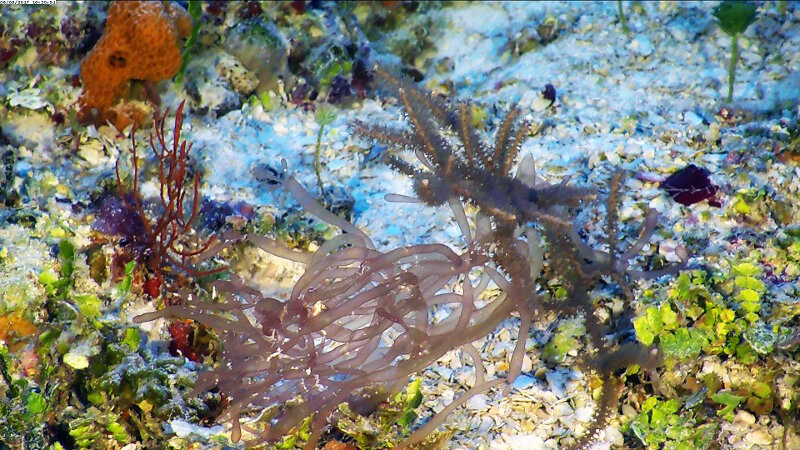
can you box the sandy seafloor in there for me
[1,1,800,450]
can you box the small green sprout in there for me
[712,1,758,103]
[24,392,46,416]
[106,419,131,444]
[394,378,424,430]
[116,260,135,296]
[711,390,743,421]
[617,1,629,34]
[313,104,338,195]
[38,239,76,300]
[74,294,102,321]
[122,328,141,352]
[175,0,203,85]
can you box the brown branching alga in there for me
[135,69,688,449]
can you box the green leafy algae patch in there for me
[629,396,717,450]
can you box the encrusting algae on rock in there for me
[77,1,192,131]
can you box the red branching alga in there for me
[115,100,224,293]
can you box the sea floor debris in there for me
[0,2,799,450]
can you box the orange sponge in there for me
[77,1,192,131]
